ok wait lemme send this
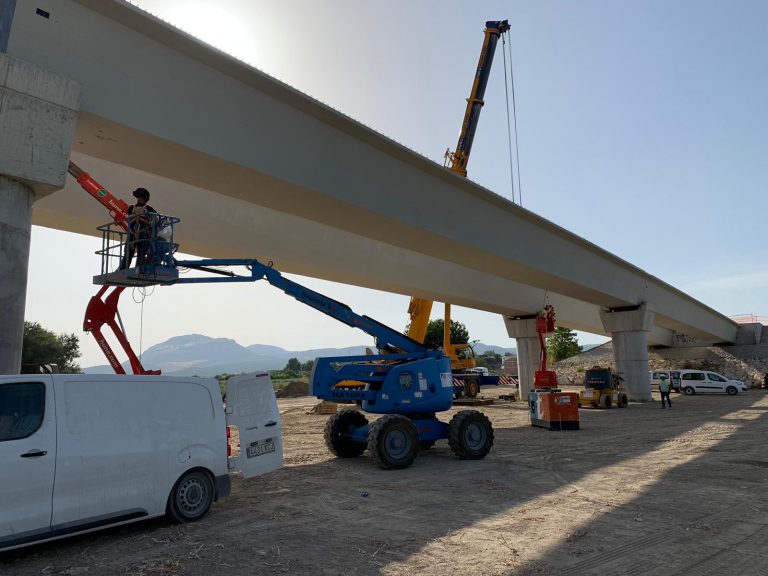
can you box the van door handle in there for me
[265,421,277,427]
[20,450,47,458]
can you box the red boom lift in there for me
[68,161,160,375]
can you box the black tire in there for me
[167,469,214,523]
[367,415,419,470]
[448,410,494,460]
[324,410,368,458]
[726,386,738,396]
[684,386,695,396]
[619,393,628,408]
[602,394,612,409]
[464,378,480,399]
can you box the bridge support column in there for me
[599,305,655,401]
[0,54,80,373]
[503,317,539,401]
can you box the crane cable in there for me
[502,29,524,207]
[501,33,517,205]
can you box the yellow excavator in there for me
[406,20,510,398]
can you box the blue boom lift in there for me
[92,214,494,469]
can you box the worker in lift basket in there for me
[658,374,672,409]
[119,187,157,270]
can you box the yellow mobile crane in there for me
[407,20,510,397]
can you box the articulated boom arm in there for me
[446,19,510,177]
[175,258,429,355]
[68,162,129,229]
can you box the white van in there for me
[678,370,748,395]
[649,370,682,393]
[0,373,283,551]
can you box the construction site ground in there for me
[4,385,768,576]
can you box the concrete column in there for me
[0,176,32,373]
[0,54,80,373]
[503,316,541,400]
[599,305,655,401]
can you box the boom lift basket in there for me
[94,214,180,287]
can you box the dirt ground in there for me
[4,385,768,576]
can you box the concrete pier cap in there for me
[599,303,655,402]
[0,53,80,373]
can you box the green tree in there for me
[22,321,81,373]
[547,327,582,363]
[418,319,469,350]
[301,360,314,372]
[284,357,302,373]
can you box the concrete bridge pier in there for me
[503,316,540,401]
[600,304,655,401]
[0,54,79,373]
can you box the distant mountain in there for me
[473,343,516,356]
[83,334,525,376]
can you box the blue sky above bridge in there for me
[25,0,767,366]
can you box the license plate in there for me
[246,438,276,458]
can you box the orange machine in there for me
[529,391,580,431]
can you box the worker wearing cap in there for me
[120,188,157,270]
[658,374,672,409]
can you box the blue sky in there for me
[25,1,767,366]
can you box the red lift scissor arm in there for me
[534,305,558,388]
[68,161,160,375]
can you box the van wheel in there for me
[684,386,695,396]
[167,470,214,523]
[726,386,738,396]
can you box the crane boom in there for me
[407,20,509,375]
[445,20,510,177]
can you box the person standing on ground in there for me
[120,187,157,270]
[659,374,672,409]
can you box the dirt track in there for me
[4,385,768,576]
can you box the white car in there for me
[678,370,748,395]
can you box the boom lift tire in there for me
[619,393,629,408]
[324,410,368,458]
[368,415,420,470]
[448,410,494,460]
[167,469,214,523]
[602,394,612,409]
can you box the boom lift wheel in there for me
[324,410,368,458]
[602,394,612,409]
[448,410,494,460]
[367,415,420,470]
